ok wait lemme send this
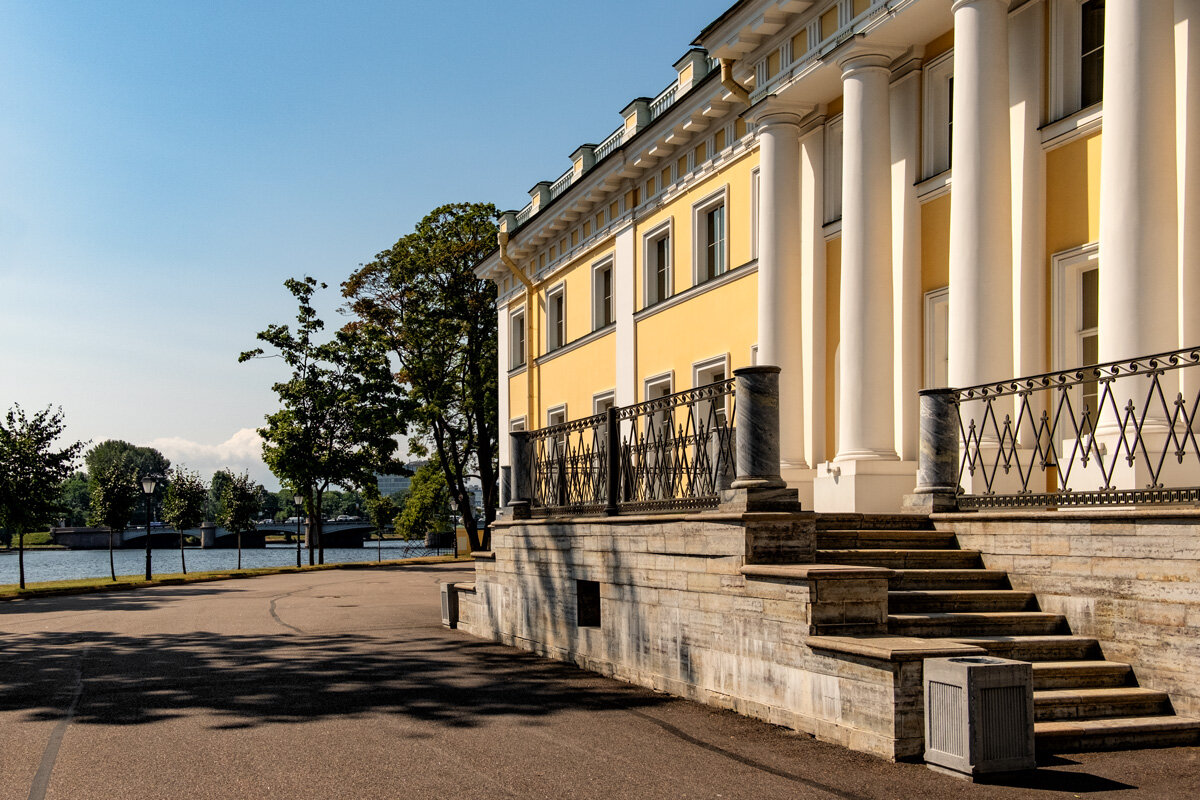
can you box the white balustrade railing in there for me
[649,84,678,120]
[549,169,575,200]
[594,128,625,162]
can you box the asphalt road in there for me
[1,563,1198,799]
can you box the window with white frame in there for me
[510,417,527,432]
[922,50,954,180]
[694,189,728,284]
[547,405,568,427]
[593,391,615,416]
[510,307,526,369]
[1051,0,1106,120]
[693,355,730,426]
[923,288,949,389]
[546,283,565,351]
[1054,244,1100,414]
[823,114,843,223]
[592,259,614,330]
[644,222,672,307]
[750,167,761,260]
[644,373,674,435]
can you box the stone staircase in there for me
[814,513,1200,753]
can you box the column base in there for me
[814,460,919,513]
[781,464,816,509]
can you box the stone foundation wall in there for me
[456,509,969,760]
[937,510,1200,717]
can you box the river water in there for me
[0,542,446,587]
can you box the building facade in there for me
[476,0,1200,514]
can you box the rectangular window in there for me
[923,288,949,388]
[661,166,671,190]
[644,224,672,306]
[593,391,615,416]
[701,203,726,282]
[593,260,614,329]
[546,284,565,351]
[714,128,726,153]
[1080,0,1104,108]
[510,308,526,369]
[751,168,761,260]
[921,51,954,180]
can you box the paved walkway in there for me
[1,563,1197,799]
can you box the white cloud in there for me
[148,428,278,489]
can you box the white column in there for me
[1178,0,1200,352]
[890,64,922,462]
[800,123,827,468]
[948,0,1013,390]
[752,102,809,473]
[497,301,510,468]
[1099,0,1178,363]
[613,224,637,407]
[835,49,898,462]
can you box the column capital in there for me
[744,95,813,129]
[831,36,907,76]
[951,0,1011,13]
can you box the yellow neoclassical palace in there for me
[475,0,1198,513]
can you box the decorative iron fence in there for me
[519,378,737,516]
[942,346,1200,508]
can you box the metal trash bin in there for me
[924,656,1036,779]
[440,582,458,629]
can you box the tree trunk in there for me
[315,495,324,565]
[306,496,315,567]
[377,529,381,562]
[237,531,242,570]
[179,530,187,574]
[17,529,25,590]
[109,530,116,581]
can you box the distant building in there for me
[375,460,426,497]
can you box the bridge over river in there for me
[50,521,375,550]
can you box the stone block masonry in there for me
[456,506,977,760]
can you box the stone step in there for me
[817,530,958,550]
[818,548,982,569]
[815,513,934,531]
[889,569,1010,591]
[1036,715,1200,753]
[1034,687,1172,722]
[887,589,1038,613]
[888,611,1066,637]
[945,635,1101,661]
[1032,661,1133,690]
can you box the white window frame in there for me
[643,371,675,436]
[1051,242,1100,373]
[592,257,615,331]
[921,50,954,180]
[509,305,527,370]
[592,390,616,416]
[693,354,731,427]
[545,282,566,352]
[923,287,950,389]
[823,114,843,223]
[692,186,730,286]
[509,417,527,432]
[546,404,568,427]
[1050,0,1103,122]
[642,219,674,308]
[750,167,761,261]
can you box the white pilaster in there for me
[800,123,827,469]
[749,99,810,477]
[1178,0,1200,353]
[948,0,1014,390]
[497,301,510,468]
[1099,0,1178,363]
[614,223,638,407]
[890,64,922,463]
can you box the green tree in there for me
[207,469,233,523]
[218,471,260,570]
[344,202,500,552]
[162,468,208,575]
[85,440,170,517]
[362,487,397,561]
[89,459,141,581]
[394,460,451,542]
[0,405,85,589]
[57,471,91,526]
[241,276,404,565]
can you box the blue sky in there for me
[0,0,733,488]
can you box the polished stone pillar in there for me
[948,0,1013,390]
[731,366,786,489]
[750,101,810,475]
[1099,0,1178,363]
[835,47,898,462]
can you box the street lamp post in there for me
[293,493,304,568]
[141,474,158,582]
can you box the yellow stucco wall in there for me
[635,270,758,392]
[537,331,617,422]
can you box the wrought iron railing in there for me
[519,378,737,516]
[946,346,1200,508]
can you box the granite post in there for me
[904,388,961,512]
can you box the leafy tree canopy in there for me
[394,459,451,541]
[219,472,260,536]
[343,202,499,552]
[89,460,141,535]
[0,405,85,535]
[162,468,208,533]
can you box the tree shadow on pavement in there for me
[0,627,668,731]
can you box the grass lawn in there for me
[0,554,472,600]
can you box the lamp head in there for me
[141,475,158,495]
[293,493,304,507]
